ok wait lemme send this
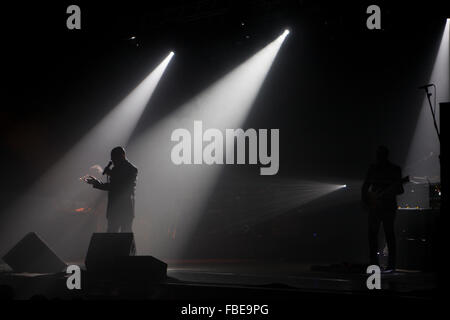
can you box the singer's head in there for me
[111,146,126,165]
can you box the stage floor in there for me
[1,259,437,300]
[164,260,436,294]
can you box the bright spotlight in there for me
[169,51,175,57]
[283,29,290,36]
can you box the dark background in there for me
[1,1,448,262]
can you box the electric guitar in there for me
[366,176,409,210]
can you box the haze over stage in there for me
[0,1,447,302]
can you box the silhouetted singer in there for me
[362,146,405,272]
[86,146,138,233]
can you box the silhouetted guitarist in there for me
[362,146,406,272]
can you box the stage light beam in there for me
[0,52,174,257]
[128,30,290,257]
[405,19,449,182]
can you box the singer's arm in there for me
[93,182,111,191]
[85,176,110,190]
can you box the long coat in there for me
[94,160,138,220]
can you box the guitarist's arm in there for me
[393,166,404,195]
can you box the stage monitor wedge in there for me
[2,232,67,273]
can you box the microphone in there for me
[103,161,113,175]
[418,84,434,89]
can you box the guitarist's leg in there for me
[368,212,381,266]
[383,213,397,270]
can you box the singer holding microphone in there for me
[85,146,138,233]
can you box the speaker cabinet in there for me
[114,256,167,282]
[85,233,167,282]
[85,233,136,273]
[2,232,66,273]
